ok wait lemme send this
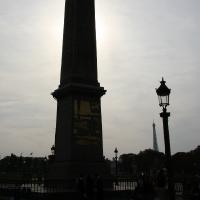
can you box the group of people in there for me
[76,174,103,200]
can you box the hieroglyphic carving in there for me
[73,99,101,145]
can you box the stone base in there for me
[47,160,110,182]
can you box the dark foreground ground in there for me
[0,190,194,200]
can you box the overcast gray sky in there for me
[0,0,200,158]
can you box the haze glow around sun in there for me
[96,19,107,42]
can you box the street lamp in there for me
[51,145,55,156]
[114,147,118,184]
[156,77,175,200]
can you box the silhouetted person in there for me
[157,169,166,187]
[86,175,94,200]
[137,172,145,187]
[155,169,168,200]
[77,174,86,200]
[131,184,142,200]
[96,175,103,200]
[191,180,200,200]
[132,173,155,200]
[143,177,155,200]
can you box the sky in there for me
[0,0,200,159]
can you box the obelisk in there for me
[50,0,107,180]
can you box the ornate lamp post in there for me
[114,147,118,182]
[156,78,175,200]
[49,145,55,162]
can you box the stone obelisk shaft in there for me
[60,0,98,86]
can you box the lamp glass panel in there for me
[159,95,169,106]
